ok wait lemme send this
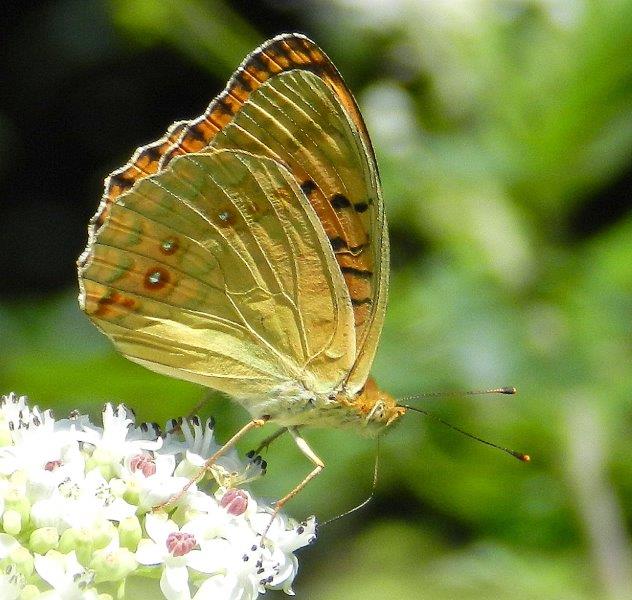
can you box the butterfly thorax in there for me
[244,377,405,437]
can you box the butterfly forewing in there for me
[80,149,355,398]
[201,68,388,391]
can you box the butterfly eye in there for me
[366,401,385,422]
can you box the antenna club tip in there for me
[500,387,517,395]
[517,453,531,463]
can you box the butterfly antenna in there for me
[399,387,516,403]
[399,404,530,463]
[321,436,381,527]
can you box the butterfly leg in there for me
[262,427,323,542]
[155,416,269,510]
[275,427,324,511]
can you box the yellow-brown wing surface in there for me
[79,149,355,399]
[81,34,388,394]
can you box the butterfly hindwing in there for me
[79,149,355,398]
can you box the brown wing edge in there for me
[159,33,378,171]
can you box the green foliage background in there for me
[1,1,631,598]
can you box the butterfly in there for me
[77,33,405,506]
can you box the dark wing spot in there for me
[341,266,373,279]
[160,237,179,255]
[354,201,369,213]
[330,193,351,210]
[349,241,370,254]
[216,209,237,228]
[237,71,256,91]
[249,55,268,73]
[109,172,135,190]
[216,96,236,115]
[330,237,346,251]
[330,238,370,254]
[144,267,170,290]
[142,144,163,162]
[351,297,372,306]
[187,123,207,143]
[301,179,317,196]
[94,291,136,317]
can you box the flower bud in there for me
[91,547,137,583]
[220,488,249,516]
[4,488,30,525]
[92,520,116,550]
[3,509,22,535]
[59,528,92,565]
[20,584,40,599]
[29,527,59,555]
[9,545,33,577]
[118,516,142,552]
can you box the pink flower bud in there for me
[166,531,197,557]
[129,453,156,477]
[220,489,248,516]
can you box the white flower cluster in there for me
[0,393,316,600]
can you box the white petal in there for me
[31,497,64,529]
[34,553,65,588]
[0,451,18,475]
[161,564,191,600]
[193,574,245,600]
[136,539,166,566]
[34,551,83,589]
[145,512,178,544]
[185,549,223,574]
[83,468,107,491]
[0,574,21,600]
[140,476,195,509]
[104,497,137,522]
[26,470,61,501]
[154,453,177,477]
[0,534,19,559]
[184,450,205,468]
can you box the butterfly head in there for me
[339,378,406,434]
